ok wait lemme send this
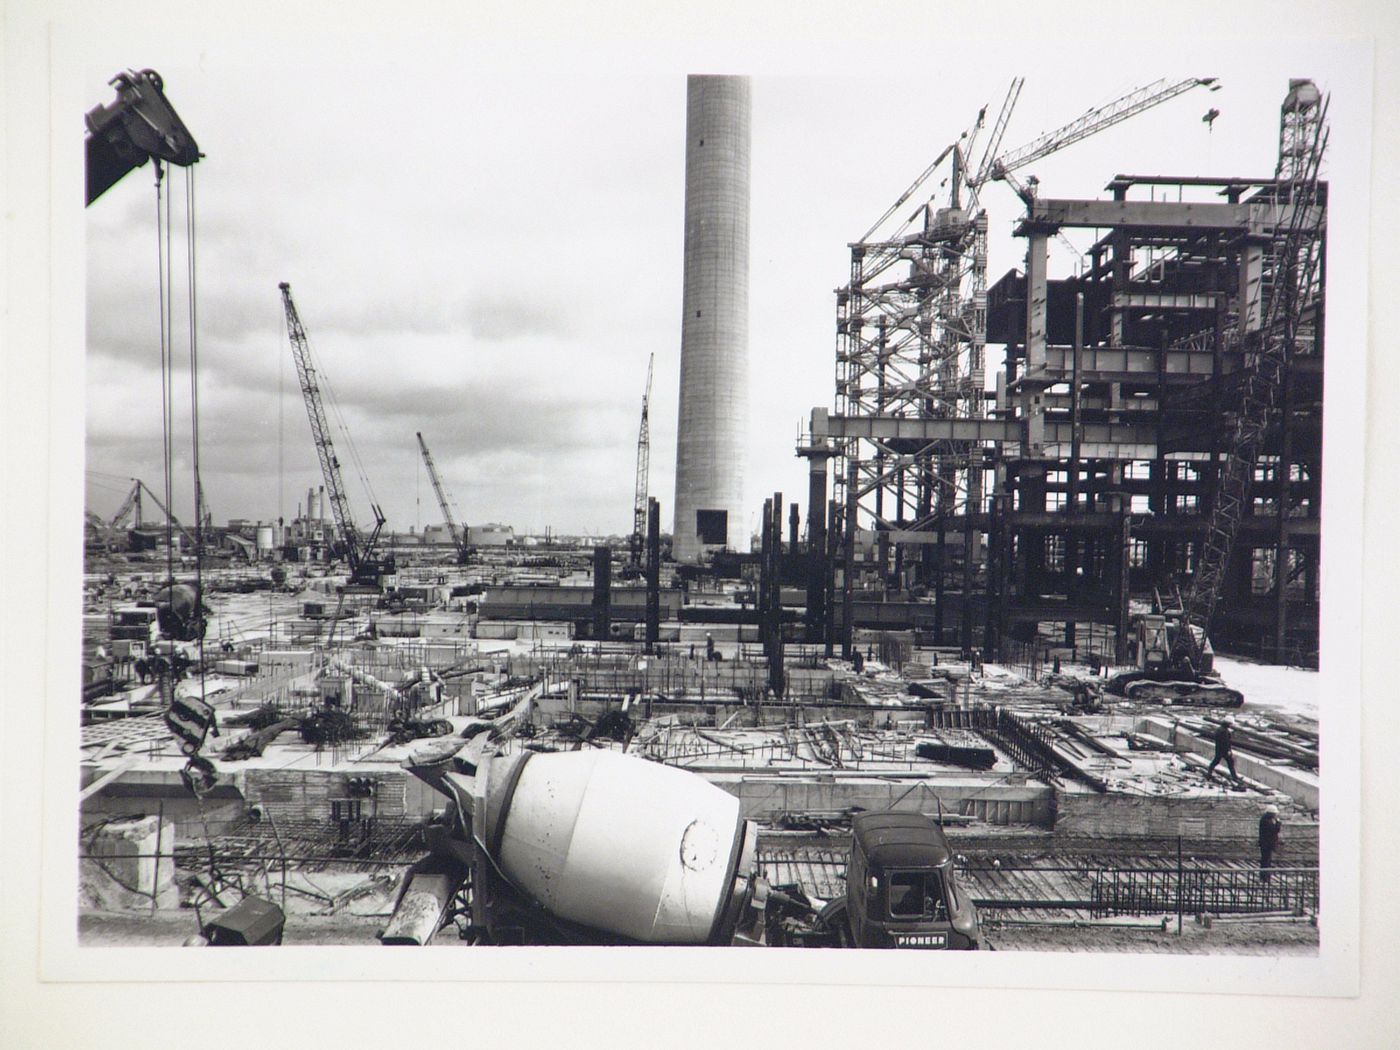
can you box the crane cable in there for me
[304,330,382,530]
[155,157,213,741]
[154,160,175,712]
[150,154,221,933]
[185,163,209,709]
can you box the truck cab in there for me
[1135,614,1170,670]
[844,812,979,949]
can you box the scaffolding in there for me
[832,200,989,643]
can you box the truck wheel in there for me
[816,897,854,948]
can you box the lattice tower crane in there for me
[416,432,470,565]
[279,282,392,589]
[975,77,1219,201]
[865,77,1217,242]
[1169,81,1328,669]
[966,78,1222,264]
[629,354,655,570]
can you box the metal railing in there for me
[1089,863,1318,918]
[961,856,1318,918]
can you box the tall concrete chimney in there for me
[672,74,750,563]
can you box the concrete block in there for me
[80,814,179,911]
[1055,791,1266,840]
[1135,716,1319,810]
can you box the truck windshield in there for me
[887,871,949,920]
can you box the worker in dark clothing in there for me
[1205,716,1240,784]
[1259,805,1283,883]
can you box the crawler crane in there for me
[279,282,395,589]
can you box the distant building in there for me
[422,524,455,545]
[469,524,514,547]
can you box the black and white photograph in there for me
[5,2,1398,1048]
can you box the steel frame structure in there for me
[823,78,1221,653]
[832,203,989,591]
[812,80,1327,666]
[987,159,1326,664]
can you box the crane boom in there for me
[971,78,1025,192]
[133,480,198,547]
[417,432,470,565]
[984,77,1217,185]
[629,354,655,570]
[109,480,142,529]
[107,478,197,546]
[1171,82,1328,667]
[279,282,389,586]
[860,143,958,243]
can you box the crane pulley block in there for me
[86,69,201,205]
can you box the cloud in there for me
[85,60,1314,534]
[462,294,570,342]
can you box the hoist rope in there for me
[185,165,209,710]
[317,358,382,521]
[155,161,175,712]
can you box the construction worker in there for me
[1205,716,1240,785]
[1259,805,1283,883]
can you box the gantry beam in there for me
[1017,197,1323,236]
[1017,346,1223,383]
[814,408,1017,444]
[812,408,1159,458]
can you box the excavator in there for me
[1107,602,1243,707]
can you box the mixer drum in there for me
[478,749,744,944]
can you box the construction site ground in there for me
[79,561,1323,955]
[77,820,1320,953]
[78,909,1319,953]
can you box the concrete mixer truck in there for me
[380,735,979,949]
[150,581,207,642]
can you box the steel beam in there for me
[1025,232,1049,371]
[813,410,1156,453]
[1018,198,1323,236]
[1016,346,1221,383]
[812,408,1019,443]
[1111,291,1222,311]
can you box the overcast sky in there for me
[82,30,1369,541]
